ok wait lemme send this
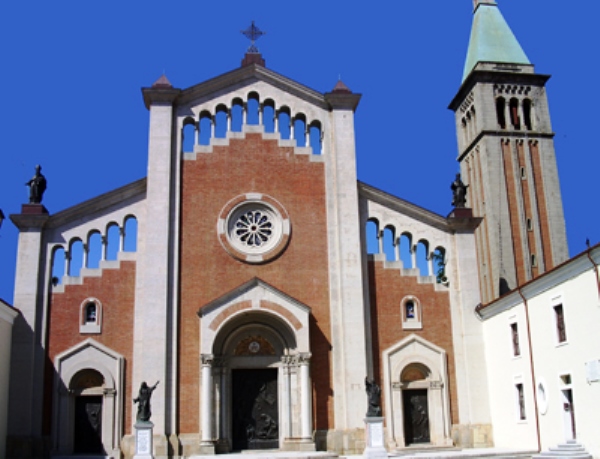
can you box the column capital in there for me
[200,354,214,366]
[297,352,312,365]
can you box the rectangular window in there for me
[554,304,567,343]
[511,323,521,356]
[516,383,526,420]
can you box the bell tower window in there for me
[510,98,521,130]
[496,97,506,129]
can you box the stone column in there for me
[281,356,293,440]
[298,353,312,441]
[200,354,215,454]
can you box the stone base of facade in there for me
[315,428,366,455]
[281,438,316,451]
[451,423,494,448]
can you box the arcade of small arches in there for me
[366,219,447,280]
[181,92,324,155]
[50,215,138,283]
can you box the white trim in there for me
[53,338,124,459]
[0,301,18,324]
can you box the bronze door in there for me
[232,369,279,450]
[73,395,103,453]
[403,389,430,444]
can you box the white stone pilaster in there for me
[8,217,48,440]
[324,91,369,432]
[133,92,177,437]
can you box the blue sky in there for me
[1,1,599,303]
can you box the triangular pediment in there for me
[199,277,311,319]
[144,64,330,111]
[198,277,312,354]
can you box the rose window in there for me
[234,210,273,248]
[219,194,290,263]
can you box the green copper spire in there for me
[463,0,530,81]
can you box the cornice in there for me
[358,181,451,232]
[449,69,551,111]
[45,178,147,229]
[173,64,330,111]
[457,131,555,161]
[478,245,600,320]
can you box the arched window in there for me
[293,115,307,147]
[80,298,102,334]
[433,247,447,284]
[309,122,322,155]
[247,93,260,125]
[105,224,120,261]
[496,97,506,129]
[416,240,429,276]
[400,233,413,268]
[510,98,521,130]
[366,220,379,254]
[401,295,422,330]
[68,239,84,277]
[51,246,66,286]
[262,100,275,133]
[230,99,244,132]
[123,216,138,252]
[181,117,196,153]
[523,98,533,131]
[277,108,291,140]
[199,112,212,145]
[86,231,102,269]
[214,105,228,138]
[383,226,396,261]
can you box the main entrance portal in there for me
[232,368,279,450]
[402,389,430,445]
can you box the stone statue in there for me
[365,377,382,417]
[451,172,469,208]
[134,381,159,422]
[26,165,47,204]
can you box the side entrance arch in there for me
[53,338,124,459]
[382,335,453,449]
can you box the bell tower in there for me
[449,0,568,303]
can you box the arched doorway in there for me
[401,364,430,445]
[382,335,452,449]
[197,279,314,454]
[70,369,105,454]
[53,339,124,459]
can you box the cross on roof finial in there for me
[241,21,266,53]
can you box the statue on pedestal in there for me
[26,165,47,204]
[134,381,159,423]
[365,377,382,417]
[451,172,468,208]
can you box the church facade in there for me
[6,1,583,458]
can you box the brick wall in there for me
[179,133,331,433]
[368,260,459,425]
[44,261,136,435]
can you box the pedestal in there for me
[134,421,154,459]
[363,417,387,459]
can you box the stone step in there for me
[533,441,592,459]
